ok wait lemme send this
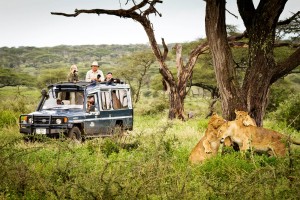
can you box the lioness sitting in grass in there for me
[189,113,226,164]
[217,120,300,157]
[189,110,256,164]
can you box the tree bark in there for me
[205,0,300,126]
[205,0,246,120]
[238,0,289,126]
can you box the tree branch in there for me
[277,11,300,25]
[271,47,300,84]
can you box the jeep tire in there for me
[68,126,82,142]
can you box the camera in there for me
[97,74,101,79]
[73,70,78,74]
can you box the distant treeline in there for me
[0,44,151,69]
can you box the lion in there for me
[189,110,256,164]
[189,113,226,164]
[222,110,257,151]
[234,110,257,126]
[217,121,300,157]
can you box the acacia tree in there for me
[0,67,34,88]
[206,0,300,125]
[52,0,208,120]
[117,51,156,103]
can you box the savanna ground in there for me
[0,86,299,200]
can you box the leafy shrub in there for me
[135,96,169,116]
[268,93,300,130]
[143,90,152,97]
[0,110,17,128]
[100,138,120,157]
[267,80,294,112]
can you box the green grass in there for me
[1,114,299,199]
[0,87,299,199]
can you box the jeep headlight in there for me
[28,117,33,124]
[56,119,62,124]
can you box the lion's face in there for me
[217,122,229,141]
[235,110,256,126]
[209,113,226,129]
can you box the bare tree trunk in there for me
[205,0,246,120]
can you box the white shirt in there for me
[85,69,104,82]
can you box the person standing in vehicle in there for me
[104,72,113,81]
[85,61,104,82]
[67,64,79,82]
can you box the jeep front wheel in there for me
[68,126,82,142]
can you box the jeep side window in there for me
[120,89,128,108]
[112,90,122,109]
[111,89,129,109]
[87,93,99,112]
[57,91,84,106]
[101,91,111,110]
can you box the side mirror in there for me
[41,89,49,98]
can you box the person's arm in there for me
[85,71,91,82]
[99,71,105,82]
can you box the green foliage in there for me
[0,43,300,199]
[100,138,120,157]
[0,118,299,199]
[267,93,300,131]
[134,94,169,116]
[0,110,17,128]
[267,79,295,112]
[36,68,69,89]
[0,67,35,88]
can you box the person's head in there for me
[91,61,99,72]
[87,96,95,105]
[70,64,78,74]
[106,72,113,80]
[56,98,62,105]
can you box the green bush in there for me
[0,110,17,128]
[268,93,300,130]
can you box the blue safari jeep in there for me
[19,81,133,140]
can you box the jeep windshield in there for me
[41,89,84,111]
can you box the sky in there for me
[0,0,299,48]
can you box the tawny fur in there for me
[189,110,256,164]
[218,121,300,157]
[189,113,226,164]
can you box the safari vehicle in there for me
[19,80,133,140]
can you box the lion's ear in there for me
[235,109,238,114]
[212,112,217,116]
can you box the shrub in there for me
[0,110,17,128]
[268,93,300,130]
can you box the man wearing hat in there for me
[85,61,104,82]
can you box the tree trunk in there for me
[168,86,185,120]
[238,0,288,126]
[205,0,246,120]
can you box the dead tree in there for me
[51,0,208,120]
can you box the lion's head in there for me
[235,110,257,126]
[208,113,227,129]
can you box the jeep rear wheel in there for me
[68,126,82,142]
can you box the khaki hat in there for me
[91,61,99,67]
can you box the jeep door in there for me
[84,92,105,135]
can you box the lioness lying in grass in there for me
[189,110,256,164]
[217,121,300,157]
